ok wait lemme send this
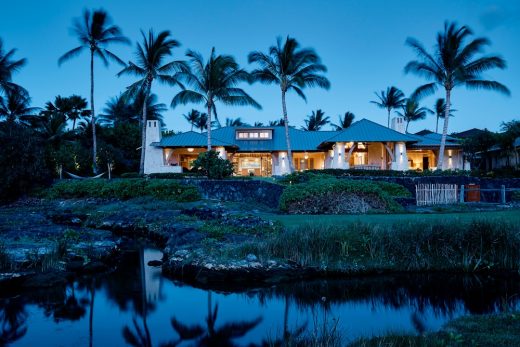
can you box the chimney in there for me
[146,120,161,143]
[391,116,405,133]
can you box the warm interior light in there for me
[304,153,309,160]
[187,148,194,152]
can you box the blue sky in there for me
[1,0,519,133]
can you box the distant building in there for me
[144,116,469,175]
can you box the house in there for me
[144,116,469,176]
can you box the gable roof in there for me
[407,132,461,148]
[157,131,235,147]
[320,118,418,144]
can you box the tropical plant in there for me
[302,109,329,131]
[331,111,355,130]
[171,47,260,149]
[0,38,27,96]
[499,120,520,168]
[269,118,285,126]
[132,92,167,127]
[191,150,234,179]
[194,112,213,133]
[249,36,330,172]
[396,98,432,132]
[253,121,264,126]
[182,109,201,131]
[59,9,129,173]
[371,86,406,128]
[0,89,38,126]
[225,117,247,126]
[40,95,91,131]
[434,98,456,133]
[405,21,509,169]
[118,29,185,174]
[33,110,73,147]
[99,94,136,127]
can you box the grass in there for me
[349,311,520,347]
[235,217,520,272]
[267,210,520,228]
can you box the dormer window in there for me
[236,129,273,140]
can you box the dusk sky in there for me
[1,0,519,133]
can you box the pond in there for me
[1,248,519,346]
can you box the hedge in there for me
[43,179,200,202]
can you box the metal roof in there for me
[157,118,464,151]
[320,118,418,144]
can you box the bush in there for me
[279,177,402,214]
[0,124,52,201]
[120,172,143,178]
[43,179,200,202]
[191,150,234,179]
[511,191,520,202]
[147,172,203,179]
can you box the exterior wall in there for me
[391,142,409,171]
[144,120,167,174]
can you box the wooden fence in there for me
[415,184,458,206]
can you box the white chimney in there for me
[146,120,161,143]
[391,116,405,133]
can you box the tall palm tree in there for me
[225,117,246,126]
[59,9,129,174]
[65,95,91,130]
[331,111,355,130]
[172,47,260,150]
[0,89,38,126]
[433,98,456,133]
[132,92,168,128]
[371,86,406,128]
[0,38,27,96]
[183,109,201,131]
[249,37,330,172]
[118,30,185,174]
[396,98,432,132]
[405,21,510,169]
[302,109,329,131]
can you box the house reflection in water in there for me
[140,248,163,304]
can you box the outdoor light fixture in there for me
[304,153,309,159]
[187,148,194,152]
[400,152,403,156]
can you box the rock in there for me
[147,260,162,267]
[246,254,258,262]
[22,272,67,288]
[267,260,277,267]
[174,249,190,258]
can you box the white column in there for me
[392,142,408,171]
[216,147,227,159]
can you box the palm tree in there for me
[249,37,330,173]
[59,9,129,174]
[433,98,456,133]
[371,86,406,128]
[396,98,433,132]
[405,21,510,169]
[99,94,136,127]
[118,30,185,174]
[253,121,264,126]
[331,111,355,130]
[0,89,38,126]
[302,109,329,131]
[172,47,260,150]
[132,92,168,128]
[183,109,201,131]
[269,118,285,126]
[225,117,246,126]
[66,95,91,130]
[0,38,27,96]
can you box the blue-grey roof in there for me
[320,118,418,144]
[407,132,461,148]
[156,118,463,151]
[156,131,235,147]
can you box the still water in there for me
[1,248,519,346]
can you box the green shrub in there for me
[43,179,200,202]
[120,172,143,178]
[279,177,402,213]
[512,191,520,202]
[191,150,234,179]
[373,181,412,197]
[148,172,203,179]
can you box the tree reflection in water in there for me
[162,291,262,347]
[0,296,28,345]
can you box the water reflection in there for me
[1,247,519,346]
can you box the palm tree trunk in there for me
[436,116,439,133]
[90,50,98,174]
[387,109,391,128]
[73,118,76,131]
[207,104,212,151]
[406,120,410,133]
[139,82,150,175]
[437,89,451,170]
[281,90,294,173]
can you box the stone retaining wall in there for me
[182,179,284,208]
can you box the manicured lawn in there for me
[267,209,520,228]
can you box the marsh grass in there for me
[236,218,520,272]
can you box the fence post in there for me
[459,185,464,203]
[501,185,506,204]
